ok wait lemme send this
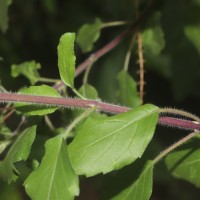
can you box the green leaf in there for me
[24,135,79,200]
[78,83,98,99]
[69,104,158,176]
[0,126,36,183]
[184,25,200,55]
[76,18,103,52]
[0,0,12,33]
[116,71,140,108]
[165,136,200,187]
[14,85,61,116]
[57,33,76,88]
[142,12,165,55]
[11,60,41,85]
[111,160,153,200]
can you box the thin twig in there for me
[53,0,159,91]
[45,115,55,131]
[123,33,137,72]
[137,32,145,105]
[0,109,15,125]
[153,131,199,164]
[160,108,200,123]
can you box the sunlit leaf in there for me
[14,85,61,116]
[11,60,41,85]
[24,135,79,200]
[111,160,153,200]
[69,104,158,176]
[116,71,140,108]
[76,18,103,52]
[0,126,36,183]
[165,135,200,187]
[57,33,76,88]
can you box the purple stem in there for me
[53,0,159,90]
[158,117,200,131]
[0,92,199,131]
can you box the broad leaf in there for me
[0,126,36,183]
[116,71,140,108]
[0,0,12,33]
[76,18,103,52]
[24,135,79,200]
[14,85,61,116]
[79,83,98,99]
[57,33,76,88]
[69,104,158,176]
[165,136,200,187]
[111,161,153,200]
[142,12,165,55]
[184,25,200,55]
[11,60,41,85]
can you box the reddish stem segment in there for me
[0,92,200,131]
[75,0,158,77]
[158,117,200,131]
[53,0,159,91]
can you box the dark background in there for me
[0,0,200,199]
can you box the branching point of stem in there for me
[63,106,97,139]
[160,107,200,122]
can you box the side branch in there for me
[75,0,159,77]
[0,92,200,131]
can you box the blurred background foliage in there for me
[0,0,200,199]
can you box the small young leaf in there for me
[76,18,103,52]
[165,136,200,187]
[78,83,98,99]
[111,161,153,200]
[142,12,165,55]
[116,71,140,108]
[57,33,76,88]
[69,104,158,176]
[184,25,200,55]
[14,85,61,116]
[11,61,41,85]
[24,135,79,200]
[0,126,36,183]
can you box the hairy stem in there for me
[123,33,137,72]
[75,0,158,77]
[72,88,87,100]
[39,77,61,83]
[83,63,93,85]
[153,131,199,164]
[137,32,145,105]
[0,92,200,131]
[160,108,200,122]
[52,0,159,92]
[63,106,97,139]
